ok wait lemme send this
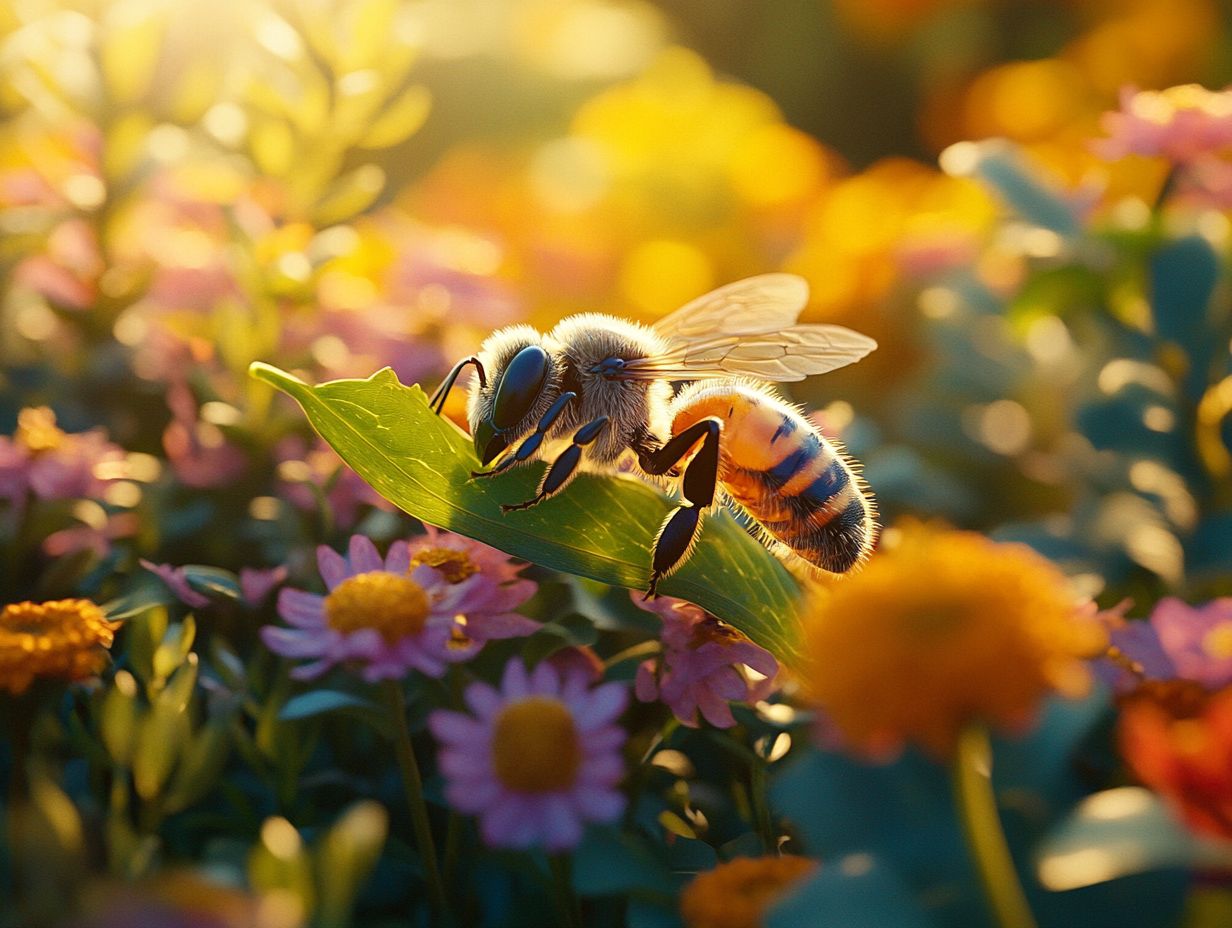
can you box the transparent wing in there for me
[651,273,810,340]
[617,324,877,382]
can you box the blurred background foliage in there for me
[1,0,1231,925]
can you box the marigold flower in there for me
[633,594,778,729]
[798,526,1107,757]
[262,534,537,681]
[428,658,627,851]
[1120,688,1232,841]
[0,599,119,695]
[679,855,817,928]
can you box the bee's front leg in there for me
[429,356,486,414]
[470,391,577,480]
[500,415,608,512]
[641,418,722,598]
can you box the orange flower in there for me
[0,599,119,695]
[798,525,1107,757]
[680,855,818,928]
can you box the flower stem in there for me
[950,724,1037,928]
[549,853,582,928]
[749,757,775,852]
[381,679,453,927]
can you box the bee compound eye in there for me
[491,345,549,430]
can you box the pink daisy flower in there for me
[0,407,125,505]
[262,534,538,682]
[405,524,528,586]
[633,594,779,729]
[429,658,628,851]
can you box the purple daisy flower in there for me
[1092,598,1232,693]
[429,658,628,852]
[261,535,538,682]
[1151,597,1232,689]
[633,594,779,729]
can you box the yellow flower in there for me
[0,599,119,695]
[680,855,817,928]
[799,525,1107,758]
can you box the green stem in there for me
[951,724,1037,928]
[549,854,581,928]
[749,758,775,853]
[381,680,452,926]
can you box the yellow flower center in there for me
[15,407,65,454]
[491,697,582,792]
[410,547,477,584]
[680,855,818,928]
[324,572,430,643]
[1202,623,1232,660]
[0,599,118,695]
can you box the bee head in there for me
[468,328,555,466]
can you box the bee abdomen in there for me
[669,382,874,574]
[740,432,872,574]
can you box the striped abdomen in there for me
[668,383,873,573]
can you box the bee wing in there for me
[651,274,810,340]
[618,324,877,382]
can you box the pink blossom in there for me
[275,437,392,528]
[1096,85,1232,207]
[162,383,247,489]
[43,512,140,558]
[429,658,627,851]
[140,560,211,609]
[632,594,779,729]
[1097,85,1232,164]
[14,219,102,311]
[240,566,288,606]
[0,408,125,505]
[261,535,538,682]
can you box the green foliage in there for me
[250,362,805,660]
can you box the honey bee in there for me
[429,274,877,596]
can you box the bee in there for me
[429,274,877,596]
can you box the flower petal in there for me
[317,545,350,590]
[348,535,383,574]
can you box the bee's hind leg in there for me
[643,418,721,598]
[500,414,608,512]
[429,356,486,414]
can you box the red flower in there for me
[1121,687,1232,840]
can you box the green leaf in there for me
[1036,786,1232,890]
[279,690,381,722]
[314,801,389,928]
[250,363,803,660]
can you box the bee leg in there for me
[429,356,486,415]
[470,391,577,480]
[643,419,722,598]
[500,414,608,512]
